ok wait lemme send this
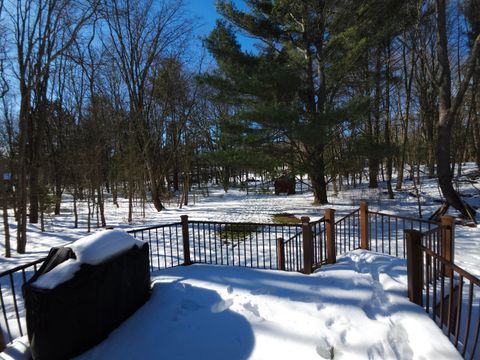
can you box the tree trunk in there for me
[97,185,106,227]
[472,87,480,169]
[16,90,29,254]
[1,178,10,258]
[29,164,39,224]
[309,152,328,204]
[435,0,477,221]
[87,190,91,233]
[385,44,394,199]
[73,188,78,229]
[436,123,475,218]
[151,182,165,211]
[54,174,62,215]
[128,181,133,223]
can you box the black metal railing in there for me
[368,211,438,258]
[128,223,184,272]
[335,209,361,256]
[189,220,303,270]
[311,218,327,268]
[0,258,45,344]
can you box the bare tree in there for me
[435,0,479,222]
[12,0,97,253]
[102,0,192,212]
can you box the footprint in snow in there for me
[243,302,262,318]
[315,338,334,359]
[387,322,413,360]
[211,298,234,313]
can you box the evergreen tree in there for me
[204,0,414,204]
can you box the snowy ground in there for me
[0,164,479,358]
[1,165,479,275]
[71,251,461,360]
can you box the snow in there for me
[67,229,144,265]
[31,259,81,290]
[31,230,144,290]
[0,336,30,360]
[75,251,461,360]
[0,163,479,358]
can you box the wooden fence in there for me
[0,202,477,359]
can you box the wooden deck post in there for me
[440,216,454,263]
[0,325,5,352]
[406,229,423,306]
[325,209,336,264]
[360,202,369,250]
[301,216,313,275]
[277,238,285,270]
[181,215,192,265]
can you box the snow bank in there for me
[32,230,144,290]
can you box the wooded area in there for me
[0,0,479,256]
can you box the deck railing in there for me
[0,259,45,344]
[406,228,480,360]
[0,201,474,359]
[127,223,184,272]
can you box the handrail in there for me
[127,222,182,233]
[0,258,46,278]
[420,245,480,285]
[334,209,359,225]
[368,211,439,225]
[283,230,303,245]
[188,220,303,227]
[421,225,448,237]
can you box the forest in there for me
[0,0,479,256]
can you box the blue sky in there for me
[186,0,257,52]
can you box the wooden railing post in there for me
[0,324,5,352]
[325,209,336,264]
[301,216,313,275]
[406,229,423,306]
[360,202,369,250]
[181,215,192,265]
[440,216,454,264]
[277,238,285,270]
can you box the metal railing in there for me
[0,258,45,344]
[420,245,480,359]
[0,202,473,360]
[367,211,438,258]
[128,223,184,272]
[188,220,303,270]
[335,209,361,256]
[311,219,327,268]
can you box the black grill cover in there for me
[23,242,150,360]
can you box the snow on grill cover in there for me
[22,230,150,360]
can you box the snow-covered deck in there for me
[63,251,460,359]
